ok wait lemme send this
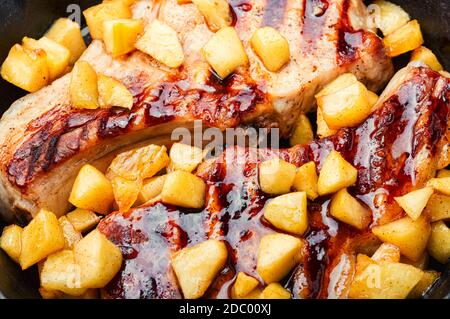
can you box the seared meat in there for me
[0,0,392,221]
[98,66,450,299]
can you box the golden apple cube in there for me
[107,144,170,181]
[40,250,87,296]
[316,73,371,129]
[373,0,410,36]
[20,209,65,270]
[330,188,371,230]
[59,216,82,249]
[355,253,377,277]
[410,46,443,72]
[169,143,204,173]
[138,175,167,204]
[259,158,296,195]
[135,19,184,68]
[427,177,450,196]
[437,169,450,178]
[231,272,260,299]
[250,27,290,72]
[427,221,450,264]
[192,0,232,32]
[317,150,358,196]
[408,270,439,299]
[394,187,434,221]
[293,161,319,200]
[202,27,248,79]
[46,18,86,64]
[383,20,423,57]
[66,209,101,233]
[372,215,431,261]
[69,164,115,214]
[70,61,99,109]
[316,107,337,138]
[74,229,123,288]
[83,2,132,40]
[263,192,308,235]
[1,44,49,92]
[371,243,401,263]
[111,176,141,212]
[98,74,134,109]
[22,36,71,81]
[425,194,450,222]
[349,262,423,299]
[260,283,291,299]
[257,233,303,284]
[0,225,23,263]
[161,170,206,209]
[103,19,144,57]
[289,114,314,146]
[171,239,228,299]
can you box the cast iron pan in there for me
[0,0,448,299]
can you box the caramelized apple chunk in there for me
[410,46,443,72]
[66,209,101,233]
[103,19,144,58]
[0,225,23,263]
[330,188,371,230]
[231,272,260,299]
[192,0,232,32]
[70,61,99,109]
[161,170,206,209]
[293,161,318,200]
[372,0,410,36]
[383,20,423,57]
[289,114,314,146]
[169,143,204,173]
[98,74,134,109]
[427,221,450,264]
[394,187,434,221]
[83,2,132,39]
[250,27,290,72]
[259,159,296,195]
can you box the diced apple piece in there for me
[138,175,167,204]
[263,192,308,235]
[349,262,423,299]
[250,27,290,72]
[231,272,259,299]
[427,221,450,264]
[1,44,49,92]
[293,161,318,200]
[368,91,379,110]
[427,177,450,196]
[70,61,99,109]
[169,143,204,172]
[260,282,291,299]
[425,194,450,222]
[317,150,358,196]
[259,158,296,195]
[135,20,184,68]
[103,19,144,57]
[0,225,23,263]
[161,170,206,209]
[437,169,450,178]
[257,233,303,284]
[316,73,371,129]
[372,0,410,36]
[22,37,71,81]
[372,215,431,261]
[46,18,86,64]
[394,187,434,220]
[355,253,377,277]
[111,176,141,212]
[171,239,228,299]
[371,243,401,263]
[59,216,82,249]
[202,27,248,79]
[20,209,65,270]
[40,250,87,296]
[98,74,134,109]
[330,188,371,230]
[410,46,443,72]
[66,209,101,233]
[69,164,115,214]
[289,114,314,146]
[408,270,439,299]
[108,144,170,181]
[74,229,123,288]
[316,107,337,138]
[383,20,423,57]
[192,0,232,32]
[83,2,132,39]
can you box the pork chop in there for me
[98,66,450,299]
[0,0,393,221]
